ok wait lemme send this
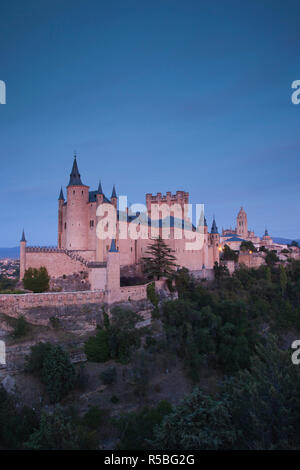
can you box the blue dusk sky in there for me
[0,0,300,247]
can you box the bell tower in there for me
[236,207,248,238]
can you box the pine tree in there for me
[280,264,288,297]
[142,236,177,280]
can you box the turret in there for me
[66,155,90,250]
[106,239,120,303]
[58,187,64,248]
[111,184,117,209]
[210,217,220,264]
[95,180,104,262]
[20,229,27,281]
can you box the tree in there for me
[25,407,98,450]
[25,342,76,404]
[116,401,172,450]
[290,240,299,247]
[151,388,236,450]
[84,329,110,363]
[240,240,257,252]
[153,337,300,450]
[265,251,279,267]
[23,266,50,293]
[222,244,238,262]
[279,265,288,296]
[13,315,29,338]
[142,236,177,280]
[213,261,229,285]
[107,307,143,363]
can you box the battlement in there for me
[146,191,189,212]
[26,246,63,253]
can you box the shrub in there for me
[0,385,38,449]
[147,282,159,307]
[25,406,98,450]
[84,329,110,363]
[25,342,76,404]
[83,406,106,430]
[23,266,50,293]
[116,400,172,450]
[100,366,117,385]
[13,315,29,338]
[49,316,60,329]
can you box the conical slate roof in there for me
[111,184,117,198]
[68,156,83,186]
[109,239,118,252]
[211,218,218,234]
[58,187,64,200]
[98,180,103,194]
[20,229,26,242]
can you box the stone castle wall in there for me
[24,250,87,278]
[0,283,149,319]
[0,290,106,320]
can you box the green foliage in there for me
[23,266,50,293]
[25,342,76,404]
[142,236,177,280]
[222,244,238,262]
[213,262,230,283]
[25,406,98,450]
[147,282,159,308]
[152,389,236,450]
[84,329,110,363]
[265,251,279,267]
[0,385,39,449]
[100,366,117,385]
[116,400,172,450]
[82,406,106,430]
[49,316,60,329]
[85,307,143,364]
[153,338,300,450]
[240,240,257,252]
[13,315,29,338]
[0,275,18,292]
[280,264,287,296]
[111,395,119,404]
[106,307,143,363]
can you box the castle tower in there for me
[106,239,120,303]
[66,155,90,250]
[236,206,248,238]
[58,187,64,248]
[210,217,220,264]
[96,180,105,262]
[111,184,117,209]
[20,229,26,280]
[203,216,209,267]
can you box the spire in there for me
[20,229,26,242]
[204,216,208,227]
[111,184,117,199]
[98,180,103,195]
[109,239,118,252]
[58,187,64,200]
[68,154,83,186]
[211,217,218,234]
[264,228,269,236]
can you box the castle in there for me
[20,156,221,291]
